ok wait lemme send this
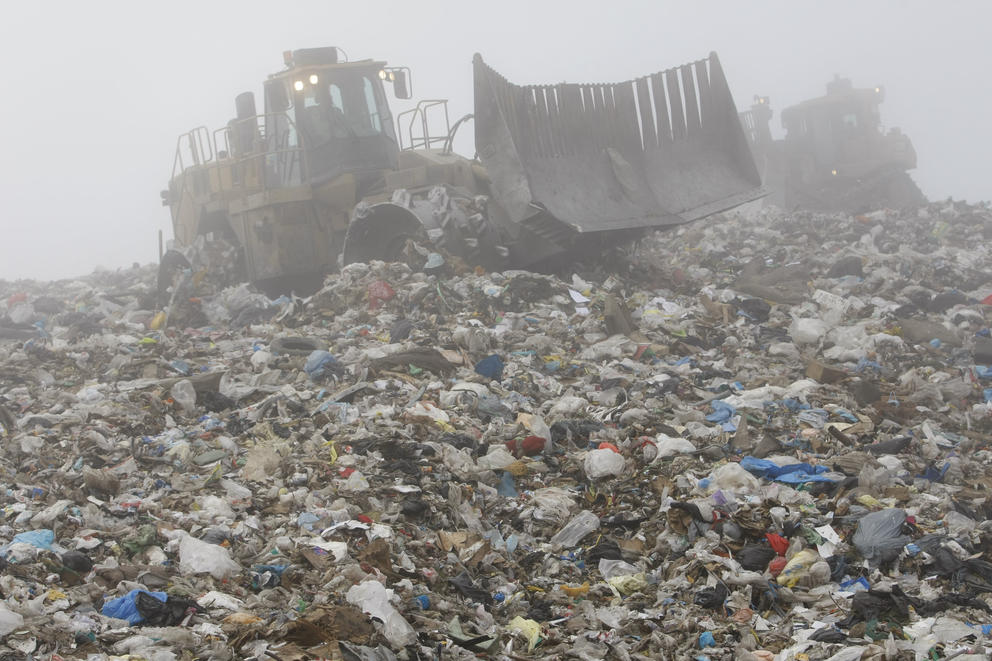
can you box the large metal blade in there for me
[474,52,765,235]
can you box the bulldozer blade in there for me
[474,52,766,238]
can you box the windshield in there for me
[297,70,393,144]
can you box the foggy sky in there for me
[1,1,989,281]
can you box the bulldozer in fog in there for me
[161,47,764,295]
[738,75,923,214]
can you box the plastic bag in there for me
[551,510,600,548]
[740,456,834,483]
[737,545,776,571]
[474,354,504,381]
[777,549,820,587]
[0,529,56,561]
[531,488,576,523]
[583,448,625,479]
[102,589,168,625]
[0,603,24,635]
[304,350,342,382]
[707,462,761,493]
[346,581,416,647]
[852,509,910,565]
[790,316,829,345]
[507,616,542,651]
[178,533,241,579]
[654,434,696,459]
[170,379,196,413]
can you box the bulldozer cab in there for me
[263,48,402,187]
[779,76,915,181]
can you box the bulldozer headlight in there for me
[831,169,838,176]
[875,87,881,93]
[309,74,319,85]
[293,80,304,92]
[378,69,388,80]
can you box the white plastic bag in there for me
[346,581,416,647]
[178,534,240,579]
[551,510,600,548]
[0,603,24,635]
[584,449,625,479]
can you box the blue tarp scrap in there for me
[781,398,810,412]
[102,589,167,625]
[918,462,950,482]
[740,456,836,483]
[832,408,859,423]
[798,409,829,429]
[856,356,883,373]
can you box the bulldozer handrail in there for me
[397,99,451,151]
[171,126,214,180]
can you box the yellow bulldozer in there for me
[161,46,764,295]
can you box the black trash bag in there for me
[916,592,992,617]
[737,546,776,571]
[809,627,847,643]
[867,436,912,455]
[601,513,648,531]
[782,520,802,538]
[526,598,554,622]
[670,501,707,522]
[827,554,848,582]
[960,559,992,593]
[826,255,864,278]
[438,432,477,453]
[449,571,491,604]
[550,419,604,445]
[587,538,623,564]
[400,497,429,518]
[136,591,199,626]
[339,642,399,661]
[737,297,771,322]
[694,583,728,610]
[389,318,415,343]
[61,551,94,574]
[839,586,919,628]
[200,528,231,545]
[200,390,236,413]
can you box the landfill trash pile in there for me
[1,199,992,660]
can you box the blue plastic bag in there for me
[304,350,340,381]
[0,529,56,559]
[474,354,504,381]
[11,529,55,550]
[496,471,518,497]
[102,589,167,625]
[705,400,735,424]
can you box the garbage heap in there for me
[1,199,991,661]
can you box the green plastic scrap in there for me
[121,523,158,555]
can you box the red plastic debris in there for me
[506,435,546,457]
[766,533,790,556]
[769,556,788,577]
[368,280,396,310]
